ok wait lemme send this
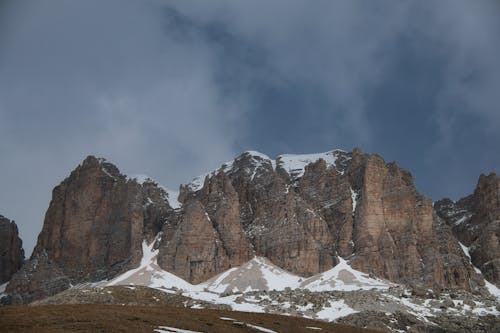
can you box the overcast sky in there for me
[1,0,499,256]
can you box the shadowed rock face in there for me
[159,149,479,290]
[0,215,24,284]
[435,173,500,286]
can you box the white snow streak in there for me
[350,188,358,213]
[155,326,202,333]
[246,323,277,333]
[459,242,499,301]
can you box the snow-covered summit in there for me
[276,150,346,179]
[184,149,348,191]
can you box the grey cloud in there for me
[0,0,247,255]
[1,0,499,256]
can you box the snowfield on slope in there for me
[108,240,393,295]
[299,257,390,292]
[200,257,302,293]
[106,240,198,291]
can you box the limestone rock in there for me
[158,200,230,284]
[8,156,173,304]
[162,149,477,289]
[5,251,70,305]
[0,215,24,284]
[33,156,145,282]
[347,150,477,290]
[435,173,500,285]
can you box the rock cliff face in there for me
[6,150,495,304]
[435,173,500,286]
[158,149,479,290]
[347,151,477,290]
[6,156,174,303]
[0,215,24,284]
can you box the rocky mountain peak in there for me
[0,215,24,284]
[5,155,179,303]
[156,148,481,290]
[435,172,499,286]
[4,149,497,305]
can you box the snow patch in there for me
[128,174,152,185]
[277,151,339,179]
[459,242,500,300]
[350,188,358,213]
[201,257,302,293]
[246,323,277,333]
[244,150,272,161]
[454,214,472,226]
[0,282,7,299]
[484,280,500,301]
[315,300,357,321]
[107,238,196,291]
[0,282,7,294]
[155,326,202,333]
[165,188,181,209]
[128,174,182,209]
[300,257,390,292]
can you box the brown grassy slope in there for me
[0,305,383,333]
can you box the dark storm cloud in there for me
[172,0,500,196]
[1,0,499,255]
[0,0,247,254]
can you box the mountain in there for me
[1,149,496,305]
[5,156,177,304]
[435,172,500,285]
[0,215,24,284]
[161,148,479,290]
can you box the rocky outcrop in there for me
[161,149,478,290]
[7,156,174,303]
[435,173,500,286]
[5,251,70,305]
[33,156,146,282]
[0,215,24,284]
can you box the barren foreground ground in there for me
[0,304,381,333]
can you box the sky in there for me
[1,0,499,256]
